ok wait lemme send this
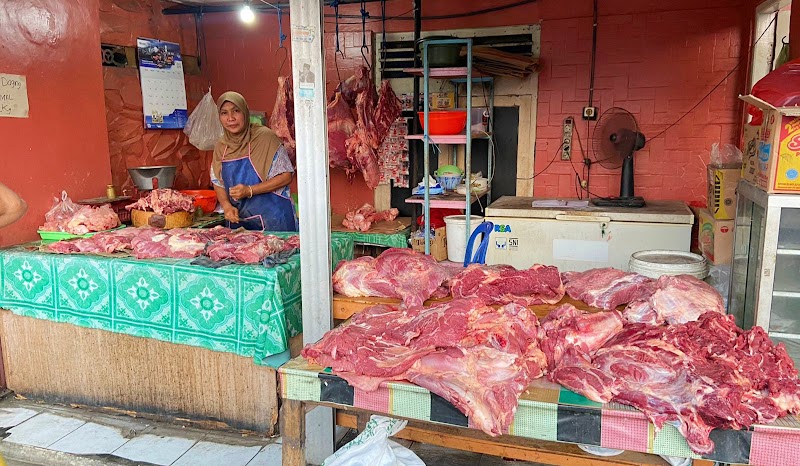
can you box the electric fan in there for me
[591,107,647,208]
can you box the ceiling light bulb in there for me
[240,3,255,23]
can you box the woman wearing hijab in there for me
[211,92,297,231]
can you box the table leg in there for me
[281,399,305,466]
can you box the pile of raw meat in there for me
[545,307,800,454]
[333,249,566,309]
[40,191,121,235]
[46,226,299,263]
[269,67,402,189]
[562,267,726,325]
[333,248,453,309]
[314,258,800,453]
[341,203,399,232]
[303,298,547,435]
[125,189,195,215]
[41,204,121,235]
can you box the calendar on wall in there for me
[137,38,188,129]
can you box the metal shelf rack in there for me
[403,38,495,256]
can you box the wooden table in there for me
[279,356,719,466]
[289,295,799,465]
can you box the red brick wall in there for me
[534,3,749,201]
[204,0,751,208]
[0,0,112,246]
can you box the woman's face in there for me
[219,101,246,134]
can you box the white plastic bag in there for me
[710,142,743,166]
[184,89,224,150]
[322,416,425,466]
[40,191,81,232]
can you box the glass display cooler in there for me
[730,179,800,364]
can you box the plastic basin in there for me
[437,174,463,191]
[180,190,218,214]
[418,111,467,135]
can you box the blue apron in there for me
[221,144,297,231]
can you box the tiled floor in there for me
[0,398,542,466]
[0,399,277,466]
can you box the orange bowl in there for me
[180,190,217,214]
[418,111,467,135]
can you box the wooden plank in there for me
[281,399,306,466]
[333,294,605,320]
[335,412,670,466]
[0,311,277,433]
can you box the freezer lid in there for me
[484,196,694,224]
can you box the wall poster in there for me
[137,38,188,129]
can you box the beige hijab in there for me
[212,91,283,186]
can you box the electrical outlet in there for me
[582,106,598,120]
[561,117,574,160]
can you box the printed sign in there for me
[0,74,29,118]
[137,38,188,129]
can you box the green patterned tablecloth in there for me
[331,228,410,249]
[0,236,353,367]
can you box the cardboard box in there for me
[739,95,800,193]
[741,121,760,184]
[411,227,447,261]
[707,165,741,220]
[691,207,734,265]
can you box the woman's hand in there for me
[223,206,240,223]
[228,184,251,201]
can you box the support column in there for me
[289,1,334,464]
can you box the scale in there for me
[127,165,177,199]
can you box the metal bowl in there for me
[128,166,177,190]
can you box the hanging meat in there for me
[335,66,375,106]
[343,77,402,189]
[327,92,357,171]
[268,67,401,188]
[269,76,296,164]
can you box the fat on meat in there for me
[623,274,725,325]
[332,248,451,309]
[270,76,296,163]
[341,203,399,232]
[327,92,357,170]
[562,268,654,310]
[302,298,548,436]
[125,189,195,215]
[373,248,452,309]
[63,205,121,235]
[450,264,565,306]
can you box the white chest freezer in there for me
[484,197,694,272]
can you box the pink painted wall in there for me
[0,0,112,247]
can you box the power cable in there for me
[649,13,777,141]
